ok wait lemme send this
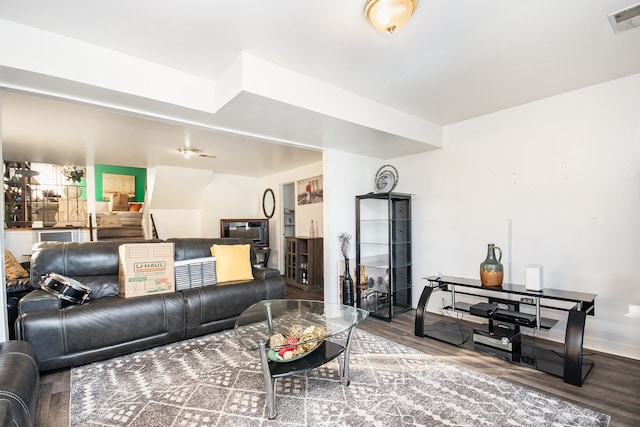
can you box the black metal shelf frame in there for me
[355,192,412,321]
[415,275,597,386]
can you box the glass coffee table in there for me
[234,299,369,419]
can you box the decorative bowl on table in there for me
[266,324,327,363]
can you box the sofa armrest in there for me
[252,267,281,280]
[0,341,39,427]
[6,278,33,295]
[18,290,60,315]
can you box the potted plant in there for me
[62,166,85,183]
[62,166,85,198]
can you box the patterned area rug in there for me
[70,329,610,426]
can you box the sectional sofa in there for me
[0,340,39,426]
[15,237,285,371]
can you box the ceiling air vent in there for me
[608,2,640,33]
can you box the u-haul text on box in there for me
[119,243,175,298]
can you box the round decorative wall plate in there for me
[374,164,399,193]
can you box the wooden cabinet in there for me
[285,237,323,289]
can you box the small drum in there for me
[41,273,92,305]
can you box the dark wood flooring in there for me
[36,284,639,426]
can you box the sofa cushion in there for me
[210,244,253,283]
[168,238,257,266]
[4,250,29,281]
[30,240,149,299]
[182,277,283,338]
[72,275,120,299]
[18,293,186,371]
[6,277,33,294]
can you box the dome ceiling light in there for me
[177,146,216,159]
[364,0,419,33]
[177,146,200,159]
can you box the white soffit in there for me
[0,19,442,160]
[234,53,442,150]
[211,92,438,159]
[0,19,217,114]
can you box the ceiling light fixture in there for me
[364,0,419,33]
[177,146,201,159]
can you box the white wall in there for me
[204,174,262,237]
[262,152,419,306]
[394,73,640,359]
[146,166,214,238]
[146,167,262,239]
[322,151,385,304]
[150,209,202,239]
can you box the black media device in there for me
[473,324,521,352]
[470,302,499,317]
[492,309,537,327]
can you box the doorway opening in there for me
[280,182,323,301]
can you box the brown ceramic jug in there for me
[480,243,504,287]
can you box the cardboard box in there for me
[119,243,175,298]
[110,193,130,211]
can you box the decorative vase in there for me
[480,243,504,287]
[310,220,315,237]
[64,185,83,199]
[341,258,355,306]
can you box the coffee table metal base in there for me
[258,328,357,419]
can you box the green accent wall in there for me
[94,164,146,202]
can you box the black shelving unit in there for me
[355,192,412,321]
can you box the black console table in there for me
[415,276,597,386]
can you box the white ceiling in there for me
[1,91,324,177]
[1,0,639,175]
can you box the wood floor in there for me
[36,285,639,426]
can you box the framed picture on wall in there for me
[297,175,323,205]
[102,173,135,200]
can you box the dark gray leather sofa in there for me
[0,340,39,426]
[16,238,285,372]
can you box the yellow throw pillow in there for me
[210,244,253,283]
[5,250,29,281]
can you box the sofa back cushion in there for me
[167,238,257,266]
[30,240,147,299]
[29,238,258,299]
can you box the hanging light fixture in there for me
[177,146,201,159]
[364,0,419,33]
